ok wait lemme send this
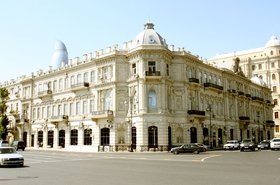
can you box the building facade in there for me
[208,36,280,138]
[1,23,274,152]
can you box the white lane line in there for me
[200,155,221,162]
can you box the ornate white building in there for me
[208,36,280,138]
[1,22,274,152]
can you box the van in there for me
[11,141,25,151]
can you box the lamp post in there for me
[207,104,213,149]
[257,112,260,143]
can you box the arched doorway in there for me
[218,128,223,147]
[168,126,172,151]
[190,127,197,143]
[70,129,78,145]
[59,130,65,148]
[148,126,158,149]
[48,130,54,147]
[84,129,92,145]
[23,132,27,146]
[132,127,136,150]
[38,130,43,147]
[101,128,110,146]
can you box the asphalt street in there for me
[0,149,280,185]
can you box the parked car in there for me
[195,143,208,152]
[0,147,24,167]
[240,139,258,151]
[170,143,203,154]
[257,140,270,150]
[0,140,9,147]
[11,141,25,151]
[270,138,280,150]
[223,140,240,150]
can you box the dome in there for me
[265,35,280,47]
[132,22,167,47]
[51,40,69,69]
[250,74,266,86]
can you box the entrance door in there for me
[101,128,110,146]
[148,126,158,149]
[218,128,223,147]
[190,127,197,143]
[132,127,136,149]
[48,130,54,147]
[59,130,65,148]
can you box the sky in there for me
[0,0,280,83]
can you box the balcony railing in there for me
[204,82,223,91]
[49,115,68,122]
[90,110,113,121]
[228,89,236,94]
[252,96,264,102]
[265,120,275,127]
[38,90,52,98]
[239,116,250,121]
[245,94,251,98]
[238,91,244,96]
[188,78,199,84]
[71,82,89,91]
[145,71,161,76]
[188,110,205,116]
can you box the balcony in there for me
[228,89,236,94]
[239,116,250,121]
[71,82,89,92]
[188,110,205,116]
[49,115,69,122]
[252,96,264,102]
[204,82,223,91]
[245,94,251,98]
[38,90,52,98]
[145,71,161,76]
[90,110,113,121]
[265,120,275,127]
[188,78,199,84]
[237,91,245,96]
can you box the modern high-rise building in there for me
[208,35,280,138]
[1,22,274,152]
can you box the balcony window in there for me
[84,72,88,82]
[148,61,156,73]
[90,71,96,83]
[148,90,156,112]
[132,63,136,75]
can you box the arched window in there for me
[148,126,158,149]
[71,129,78,145]
[272,74,276,80]
[59,130,65,148]
[148,90,156,112]
[270,50,274,55]
[48,130,54,147]
[101,128,110,146]
[84,129,92,145]
[38,130,43,147]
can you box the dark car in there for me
[170,143,203,154]
[258,140,270,150]
[240,139,258,151]
[11,141,25,151]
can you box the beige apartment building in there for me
[0,22,274,152]
[208,35,280,138]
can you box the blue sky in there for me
[1,0,280,82]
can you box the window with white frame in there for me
[84,72,88,82]
[90,71,96,83]
[83,100,88,114]
[76,101,81,115]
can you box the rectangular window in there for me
[84,72,88,82]
[83,100,88,114]
[275,112,279,119]
[132,63,136,75]
[90,99,95,113]
[275,125,279,132]
[91,71,96,83]
[58,104,62,116]
[273,86,277,92]
[70,103,74,116]
[274,99,278,105]
[47,106,50,117]
[271,62,275,68]
[252,65,255,71]
[148,61,156,73]
[64,103,68,115]
[76,102,81,115]
[59,79,63,91]
[258,64,262,70]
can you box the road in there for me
[1,149,280,185]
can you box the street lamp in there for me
[257,112,260,143]
[206,104,213,149]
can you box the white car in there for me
[223,140,240,150]
[270,138,280,150]
[0,147,24,167]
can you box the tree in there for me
[0,87,9,140]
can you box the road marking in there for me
[200,155,221,162]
